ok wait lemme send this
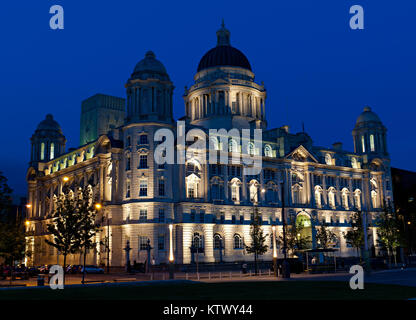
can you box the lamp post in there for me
[272,225,278,277]
[279,177,290,278]
[168,224,174,279]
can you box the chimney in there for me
[332,142,343,150]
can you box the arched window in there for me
[315,186,323,208]
[354,190,361,210]
[234,234,243,249]
[249,181,259,203]
[228,139,238,153]
[210,136,219,151]
[214,234,223,249]
[264,144,272,157]
[371,190,378,208]
[230,178,241,202]
[351,157,358,169]
[325,153,333,166]
[247,142,255,156]
[328,187,336,209]
[186,174,200,199]
[292,184,303,205]
[341,188,349,209]
[192,232,203,249]
[50,143,55,160]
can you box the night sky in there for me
[1,0,415,198]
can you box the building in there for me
[26,23,393,267]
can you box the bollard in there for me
[249,270,252,276]
[269,269,271,276]
[259,270,262,276]
[208,272,211,280]
[229,271,232,279]
[240,270,242,277]
[197,273,200,281]
[220,272,222,280]
[186,273,188,280]
[150,273,153,281]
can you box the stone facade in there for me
[26,24,393,267]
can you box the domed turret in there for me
[125,51,174,123]
[30,114,66,167]
[352,106,388,159]
[130,51,170,81]
[197,21,251,72]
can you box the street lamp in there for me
[63,176,69,182]
[272,225,278,277]
[168,224,174,279]
[279,177,290,278]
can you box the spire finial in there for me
[216,20,230,46]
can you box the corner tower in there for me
[30,114,66,168]
[125,51,174,124]
[184,22,267,130]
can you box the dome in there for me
[36,114,62,133]
[355,106,382,125]
[131,51,170,81]
[197,22,252,72]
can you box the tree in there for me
[376,203,402,267]
[45,187,83,282]
[316,221,337,249]
[343,210,368,260]
[77,186,101,284]
[0,172,27,284]
[282,216,311,256]
[245,207,268,275]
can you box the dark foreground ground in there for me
[1,280,416,300]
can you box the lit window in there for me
[250,184,258,203]
[264,145,272,157]
[139,179,147,197]
[361,136,366,153]
[139,209,147,221]
[40,143,45,160]
[354,190,361,210]
[50,143,55,160]
[325,154,332,165]
[234,234,243,249]
[371,190,378,208]
[342,189,349,209]
[328,188,336,209]
[139,154,148,169]
[370,134,375,152]
[315,186,322,208]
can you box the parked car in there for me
[81,265,104,274]
[66,265,82,274]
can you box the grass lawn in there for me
[1,281,416,300]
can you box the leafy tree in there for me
[245,207,268,275]
[316,221,337,249]
[282,216,311,256]
[77,186,101,284]
[45,187,83,280]
[376,203,402,267]
[343,210,369,260]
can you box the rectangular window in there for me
[190,209,196,222]
[199,210,205,223]
[158,235,165,250]
[139,209,147,221]
[240,215,244,224]
[126,157,131,171]
[126,181,131,198]
[361,135,366,153]
[139,134,148,145]
[158,178,165,196]
[139,179,147,197]
[158,208,165,222]
[139,155,148,169]
[139,236,148,250]
[231,215,236,224]
[370,134,375,152]
[40,143,45,160]
[50,143,55,160]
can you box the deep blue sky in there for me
[0,0,415,198]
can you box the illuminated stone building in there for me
[26,23,392,267]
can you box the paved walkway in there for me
[2,268,415,288]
